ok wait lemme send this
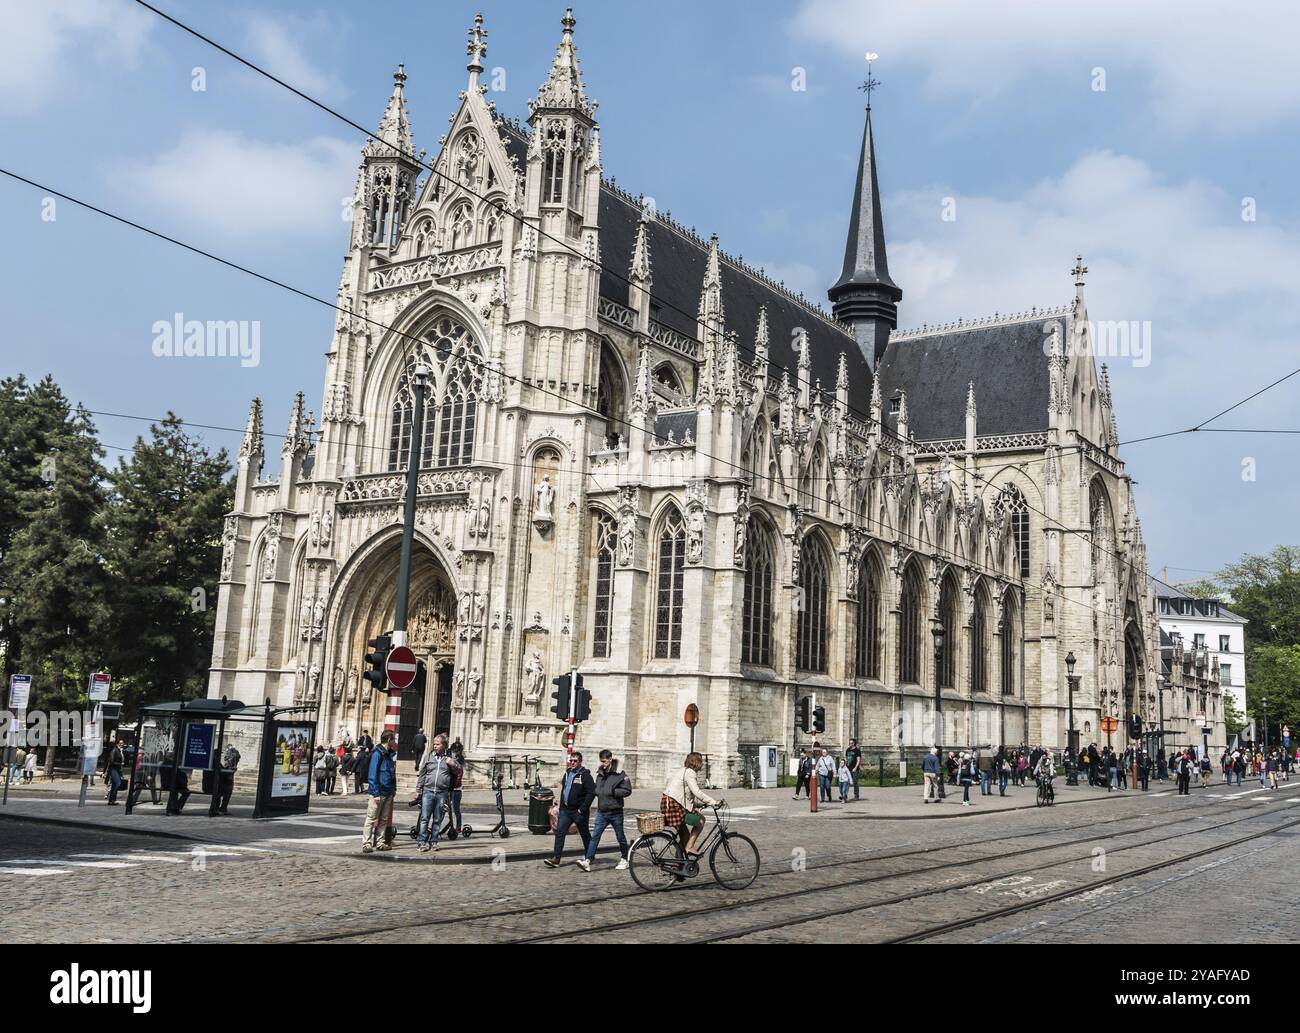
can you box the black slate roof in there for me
[875,317,1057,441]
[496,121,870,409]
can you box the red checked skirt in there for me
[660,794,687,826]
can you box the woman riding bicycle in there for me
[1034,751,1054,785]
[661,752,722,857]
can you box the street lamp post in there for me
[1065,651,1078,785]
[1156,674,1166,781]
[932,618,945,799]
[1262,697,1269,753]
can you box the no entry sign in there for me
[386,645,418,689]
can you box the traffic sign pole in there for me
[388,363,431,748]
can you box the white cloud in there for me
[790,0,1300,134]
[119,129,357,237]
[243,11,344,99]
[0,0,152,114]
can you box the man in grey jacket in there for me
[580,749,633,872]
[415,734,458,852]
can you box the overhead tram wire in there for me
[130,0,1300,487]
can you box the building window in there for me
[653,511,686,659]
[741,528,773,666]
[542,121,567,204]
[938,574,957,689]
[855,555,882,679]
[387,316,481,472]
[796,540,829,673]
[592,514,616,658]
[1193,633,1205,650]
[899,564,923,684]
[449,202,474,249]
[997,485,1030,579]
[1001,593,1017,696]
[1219,634,1231,652]
[970,587,988,694]
[1219,663,1231,686]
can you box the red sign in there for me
[1100,715,1119,734]
[385,645,418,689]
[683,703,700,728]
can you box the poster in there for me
[182,723,215,769]
[270,725,313,798]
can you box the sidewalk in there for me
[0,773,1161,867]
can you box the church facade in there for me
[207,10,1222,785]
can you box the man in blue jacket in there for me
[544,752,595,869]
[360,730,397,853]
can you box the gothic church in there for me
[207,10,1226,785]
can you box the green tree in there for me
[102,415,233,714]
[1209,546,1300,647]
[0,376,111,713]
[1245,644,1300,748]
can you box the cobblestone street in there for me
[3,776,1297,943]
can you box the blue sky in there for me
[2,0,1297,579]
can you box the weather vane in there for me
[859,52,880,109]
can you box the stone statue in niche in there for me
[617,519,634,567]
[348,666,359,702]
[686,506,705,564]
[466,670,481,708]
[524,651,545,710]
[533,474,556,530]
[307,663,320,702]
[332,664,344,702]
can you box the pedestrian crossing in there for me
[0,845,269,877]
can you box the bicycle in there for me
[1036,777,1055,807]
[627,803,760,892]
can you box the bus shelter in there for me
[125,697,317,819]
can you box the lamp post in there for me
[1156,674,1166,781]
[932,617,945,798]
[1065,651,1078,785]
[1262,697,1269,753]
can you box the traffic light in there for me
[573,673,592,723]
[364,633,392,692]
[551,673,572,720]
[797,696,812,733]
[813,705,826,734]
[1128,713,1142,739]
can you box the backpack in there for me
[324,752,338,772]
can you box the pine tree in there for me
[0,376,111,712]
[102,415,233,713]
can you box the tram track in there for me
[294,789,1280,944]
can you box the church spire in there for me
[531,7,596,119]
[828,81,902,369]
[466,13,488,90]
[371,65,413,157]
[238,397,264,467]
[698,232,725,340]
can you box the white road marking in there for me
[0,867,70,876]
[4,859,138,869]
[71,853,188,863]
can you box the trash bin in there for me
[528,787,554,835]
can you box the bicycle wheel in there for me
[1036,783,1047,807]
[710,832,760,890]
[628,832,682,892]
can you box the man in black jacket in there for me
[411,729,427,773]
[580,750,633,872]
[105,740,125,805]
[544,752,595,869]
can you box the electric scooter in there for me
[461,772,510,839]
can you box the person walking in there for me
[411,728,428,773]
[958,752,976,807]
[22,747,36,785]
[313,746,329,795]
[922,746,941,804]
[815,749,836,802]
[837,756,851,802]
[340,745,355,795]
[978,749,993,796]
[1016,752,1029,787]
[544,752,595,868]
[582,749,633,871]
[448,740,466,832]
[323,746,338,795]
[353,741,370,796]
[998,750,1011,797]
[792,749,813,799]
[360,730,397,853]
[845,739,862,802]
[1176,750,1192,796]
[414,733,458,853]
[105,740,125,805]
[216,742,239,815]
[1138,749,1150,791]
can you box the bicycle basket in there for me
[636,813,664,835]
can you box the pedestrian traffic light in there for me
[551,673,572,721]
[797,696,812,733]
[573,673,592,723]
[813,705,826,734]
[364,633,391,692]
[1129,714,1142,739]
